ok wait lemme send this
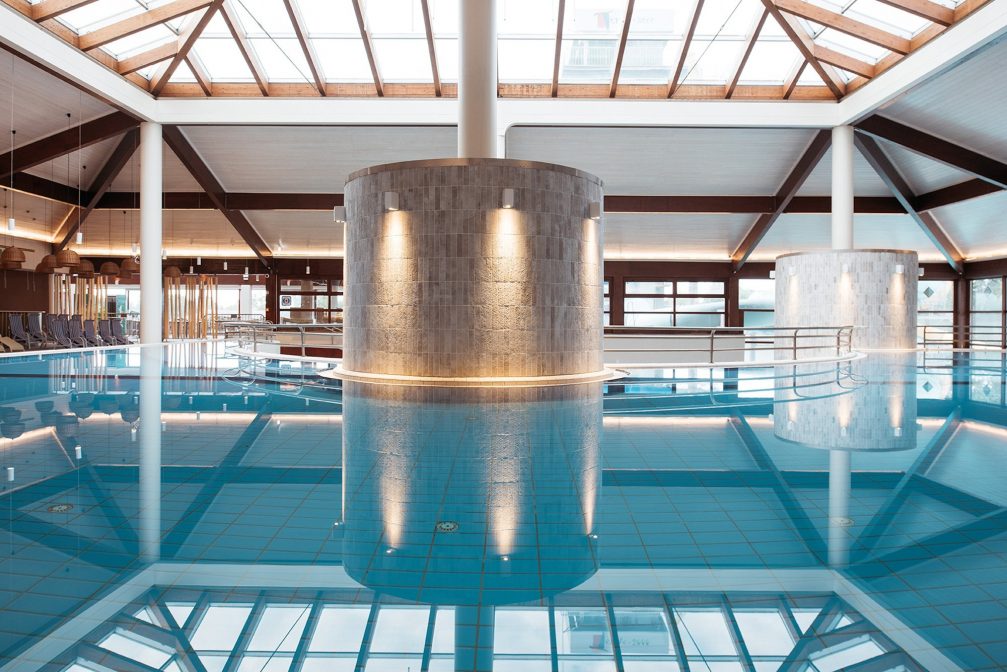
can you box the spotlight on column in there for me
[918,267,925,277]
[333,205,347,223]
[895,264,905,274]
[189,265,194,275]
[161,249,167,260]
[243,266,249,280]
[788,266,797,277]
[383,191,399,212]
[196,256,202,265]
[841,263,850,274]
[223,260,228,271]
[769,270,776,279]
[589,201,603,220]
[501,188,515,209]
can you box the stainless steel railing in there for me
[231,322,343,358]
[921,324,1006,349]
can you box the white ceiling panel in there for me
[244,210,344,257]
[884,38,1007,163]
[930,190,1007,260]
[178,126,458,193]
[506,127,818,196]
[75,209,252,257]
[752,213,946,261]
[0,186,73,244]
[109,143,203,192]
[796,145,892,196]
[604,212,755,260]
[0,51,114,151]
[23,136,121,190]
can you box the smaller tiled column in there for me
[775,250,918,350]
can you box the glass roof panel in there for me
[847,0,931,37]
[695,0,763,38]
[630,0,691,35]
[371,38,433,82]
[310,39,375,82]
[434,38,459,81]
[429,0,460,34]
[201,12,234,39]
[193,38,257,81]
[297,0,361,35]
[248,38,315,82]
[231,0,297,37]
[679,38,747,84]
[738,38,802,84]
[500,0,559,36]
[817,28,890,62]
[563,0,629,35]
[558,38,620,83]
[57,0,149,35]
[100,24,177,59]
[365,0,424,35]
[499,39,556,82]
[619,39,681,84]
[169,59,197,83]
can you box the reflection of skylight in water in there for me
[248,605,311,652]
[307,606,370,651]
[792,608,822,633]
[166,602,196,625]
[495,609,551,653]
[189,604,253,651]
[808,639,886,672]
[370,607,430,653]
[194,38,256,80]
[312,40,378,82]
[739,39,802,84]
[674,610,737,656]
[733,611,795,655]
[98,631,173,669]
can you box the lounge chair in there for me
[8,313,42,349]
[110,318,131,345]
[83,320,104,347]
[65,315,88,348]
[27,313,53,348]
[0,336,23,352]
[50,315,73,348]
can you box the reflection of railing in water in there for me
[231,322,343,358]
[604,325,855,365]
[922,324,1006,350]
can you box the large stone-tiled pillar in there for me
[341,158,605,382]
[775,250,918,350]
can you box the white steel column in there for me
[139,122,163,345]
[831,125,855,250]
[458,0,497,158]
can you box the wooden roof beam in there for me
[773,0,912,54]
[350,0,383,97]
[877,0,953,26]
[117,42,178,75]
[551,0,566,97]
[31,0,99,22]
[609,0,637,97]
[813,45,874,78]
[783,59,806,99]
[731,129,831,270]
[856,115,1007,189]
[79,0,213,51]
[726,9,769,98]
[419,0,440,97]
[185,55,213,96]
[855,132,963,272]
[150,3,223,96]
[668,0,704,97]
[162,125,272,266]
[55,128,138,251]
[283,0,326,96]
[761,0,846,98]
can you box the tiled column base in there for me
[775,250,918,351]
[341,158,605,381]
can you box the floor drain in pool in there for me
[435,521,459,533]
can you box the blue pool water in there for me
[1,345,1006,671]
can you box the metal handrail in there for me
[604,325,856,362]
[922,324,1006,349]
[232,322,343,358]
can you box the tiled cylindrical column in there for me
[775,250,918,350]
[342,158,605,380]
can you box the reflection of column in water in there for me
[139,345,162,562]
[341,381,602,606]
[828,450,852,567]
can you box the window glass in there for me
[625,313,675,328]
[739,279,775,310]
[626,281,674,295]
[675,313,724,328]
[676,297,725,312]
[98,632,172,669]
[555,608,613,656]
[918,280,953,311]
[677,281,724,295]
[972,278,1002,311]
[625,297,675,312]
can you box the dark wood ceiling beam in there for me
[774,0,911,54]
[915,178,1001,211]
[668,0,704,97]
[609,0,637,97]
[856,115,1007,189]
[55,129,138,252]
[79,0,212,51]
[551,0,566,97]
[283,0,326,96]
[351,0,383,97]
[761,0,846,98]
[0,111,137,182]
[877,0,953,26]
[855,132,964,272]
[419,0,440,97]
[726,9,768,98]
[150,2,223,96]
[221,0,268,96]
[31,0,99,22]
[162,125,272,266]
[731,129,831,269]
[95,192,344,210]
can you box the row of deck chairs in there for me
[3,313,131,352]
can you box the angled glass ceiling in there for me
[21,0,967,97]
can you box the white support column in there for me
[139,122,163,344]
[831,125,854,250]
[458,0,497,158]
[139,345,162,563]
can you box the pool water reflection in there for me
[0,345,1006,671]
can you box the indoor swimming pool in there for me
[0,345,1005,671]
